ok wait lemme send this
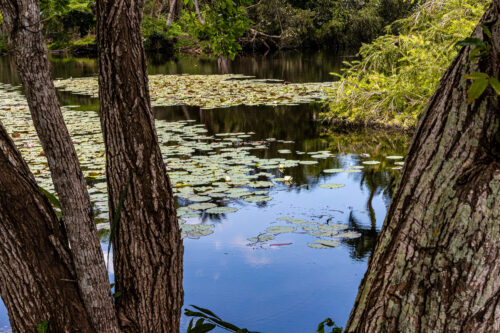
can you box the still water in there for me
[0,52,410,332]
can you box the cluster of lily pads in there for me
[247,216,362,249]
[0,83,339,240]
[0,81,405,244]
[53,74,332,109]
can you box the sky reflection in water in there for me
[0,53,410,332]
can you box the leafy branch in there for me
[457,24,500,103]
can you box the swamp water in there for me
[0,52,411,332]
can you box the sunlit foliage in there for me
[323,0,489,128]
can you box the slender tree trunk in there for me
[96,1,184,332]
[346,2,500,331]
[166,0,177,26]
[193,0,204,24]
[0,122,94,333]
[0,2,119,332]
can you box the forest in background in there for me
[0,0,414,56]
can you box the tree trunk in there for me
[0,2,119,332]
[0,122,94,333]
[346,2,500,332]
[193,0,204,24]
[96,1,184,332]
[166,0,177,26]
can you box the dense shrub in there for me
[322,0,489,128]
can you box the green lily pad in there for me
[205,206,238,214]
[244,195,273,203]
[323,168,344,173]
[266,226,296,233]
[320,183,345,189]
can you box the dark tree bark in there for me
[0,122,94,333]
[96,1,184,332]
[0,2,119,332]
[346,2,500,331]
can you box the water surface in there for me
[0,52,410,332]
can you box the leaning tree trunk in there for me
[0,2,119,332]
[166,0,177,26]
[96,1,184,332]
[346,2,500,332]
[193,0,204,24]
[0,122,94,333]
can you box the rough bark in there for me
[0,2,119,332]
[0,122,94,333]
[346,2,500,332]
[96,1,184,332]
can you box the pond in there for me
[0,51,411,332]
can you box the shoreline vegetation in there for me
[0,0,489,130]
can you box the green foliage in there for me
[316,318,343,333]
[323,0,490,128]
[39,186,61,209]
[184,305,258,332]
[142,15,181,51]
[36,320,49,333]
[186,0,252,59]
[41,0,95,47]
[248,0,412,50]
[457,25,500,104]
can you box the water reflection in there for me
[156,103,410,263]
[0,50,348,86]
[0,52,411,331]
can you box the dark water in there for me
[0,52,410,332]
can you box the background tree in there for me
[96,0,184,331]
[0,1,119,332]
[345,1,500,331]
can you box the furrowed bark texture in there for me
[0,2,119,332]
[346,2,500,332]
[0,122,94,332]
[96,1,184,331]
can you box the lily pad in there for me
[323,168,344,173]
[266,226,296,234]
[320,183,345,189]
[205,206,238,214]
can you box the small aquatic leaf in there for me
[244,195,272,203]
[362,161,380,165]
[323,168,344,173]
[205,206,238,214]
[320,183,345,189]
[266,226,296,233]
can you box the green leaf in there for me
[489,77,500,95]
[481,24,492,39]
[467,77,488,104]
[39,186,61,209]
[191,305,222,321]
[37,320,49,333]
[455,37,486,48]
[464,72,489,80]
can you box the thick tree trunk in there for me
[0,2,119,332]
[0,122,94,333]
[166,0,177,26]
[96,1,184,332]
[346,2,500,332]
